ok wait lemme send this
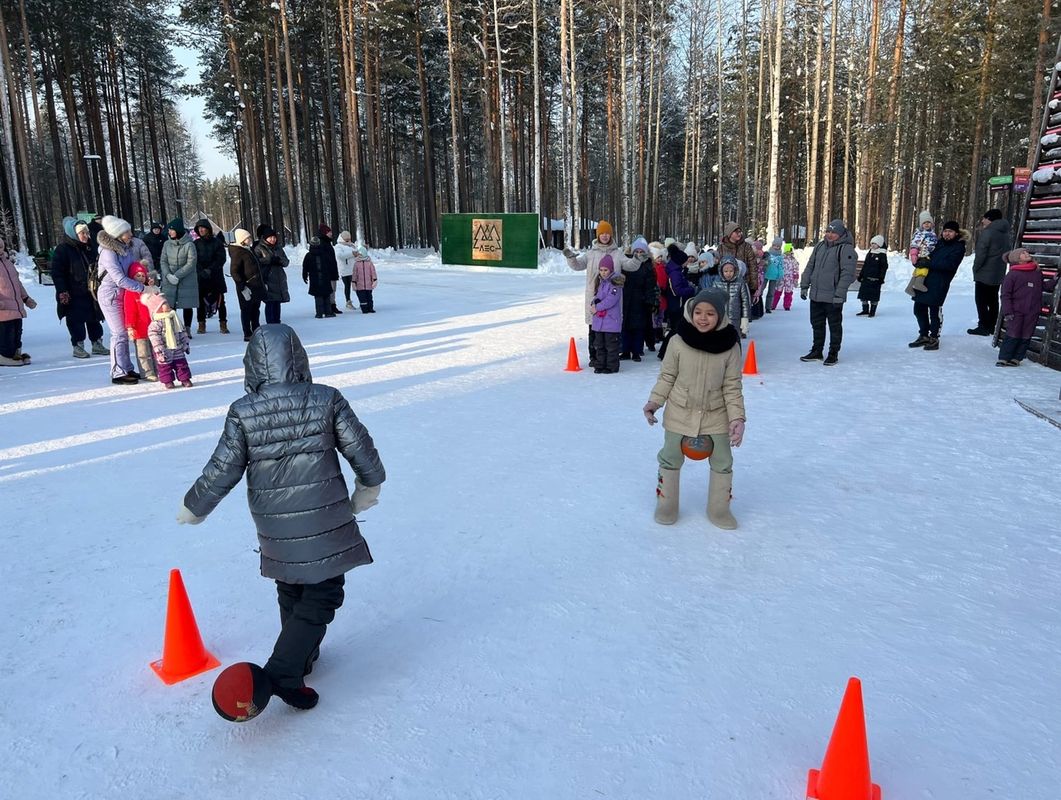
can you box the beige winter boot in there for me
[654,468,680,525]
[707,470,738,530]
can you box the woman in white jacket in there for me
[334,231,358,309]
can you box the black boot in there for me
[272,684,319,710]
[800,350,824,362]
[923,336,939,351]
[856,302,870,316]
[868,303,877,318]
[908,335,931,348]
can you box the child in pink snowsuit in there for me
[773,243,800,311]
[353,247,378,313]
[144,292,193,388]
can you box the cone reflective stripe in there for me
[743,340,759,375]
[807,677,882,800]
[564,337,582,372]
[150,569,220,685]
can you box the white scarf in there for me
[153,310,184,350]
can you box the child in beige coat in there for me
[643,288,746,529]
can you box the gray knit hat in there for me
[826,219,847,235]
[684,288,729,327]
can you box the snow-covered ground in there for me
[2,251,1059,799]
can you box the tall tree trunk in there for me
[445,0,465,213]
[857,0,881,241]
[766,0,784,241]
[818,0,839,227]
[967,0,997,229]
[278,0,307,244]
[0,19,27,249]
[1027,0,1051,166]
[884,0,907,238]
[414,0,439,249]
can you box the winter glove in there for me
[643,401,661,426]
[728,418,746,447]
[800,288,808,301]
[563,247,576,259]
[176,504,205,525]
[166,273,180,286]
[23,296,36,309]
[241,286,252,301]
[740,317,749,336]
[833,297,845,305]
[596,310,607,318]
[58,291,70,305]
[351,479,381,514]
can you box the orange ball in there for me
[680,435,714,461]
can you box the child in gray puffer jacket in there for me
[177,323,385,713]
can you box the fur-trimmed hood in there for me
[97,229,128,255]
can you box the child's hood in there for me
[244,324,313,393]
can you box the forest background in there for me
[0,0,1056,252]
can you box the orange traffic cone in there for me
[564,337,582,372]
[150,569,221,685]
[807,677,882,800]
[743,340,759,375]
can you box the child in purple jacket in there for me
[996,249,1054,366]
[590,255,625,373]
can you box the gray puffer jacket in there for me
[183,324,385,584]
[972,218,1011,286]
[800,230,858,303]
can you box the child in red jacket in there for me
[996,249,1055,366]
[123,262,158,381]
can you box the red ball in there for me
[681,435,714,461]
[212,662,272,722]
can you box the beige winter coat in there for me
[648,336,746,436]
[566,239,631,324]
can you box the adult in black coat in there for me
[620,251,654,360]
[969,209,1011,335]
[51,216,105,358]
[193,219,229,334]
[229,229,265,341]
[142,222,166,267]
[317,224,341,314]
[253,224,290,324]
[303,238,335,318]
[910,220,967,350]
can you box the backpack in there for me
[87,265,104,299]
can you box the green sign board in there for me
[987,175,1013,187]
[440,213,539,269]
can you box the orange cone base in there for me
[150,650,221,685]
[807,769,881,800]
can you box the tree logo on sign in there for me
[472,219,503,261]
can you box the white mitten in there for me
[350,479,381,514]
[740,317,749,336]
[166,273,180,285]
[241,286,252,301]
[176,504,205,525]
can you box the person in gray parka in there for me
[799,218,858,365]
[160,218,199,331]
[177,324,386,710]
